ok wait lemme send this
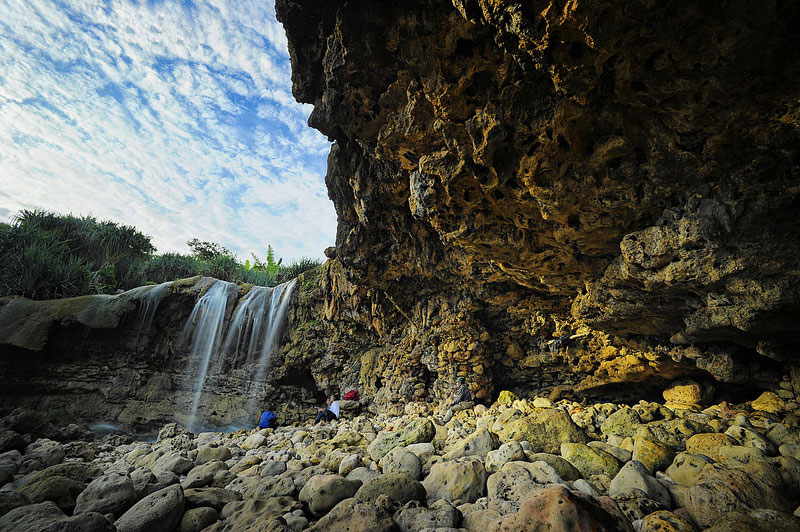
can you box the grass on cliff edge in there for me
[0,209,322,300]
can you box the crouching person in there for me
[441,377,473,423]
[314,394,340,425]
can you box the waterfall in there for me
[180,280,237,432]
[135,281,172,340]
[245,279,296,417]
[220,286,273,367]
[180,278,296,431]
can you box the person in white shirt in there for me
[314,394,340,424]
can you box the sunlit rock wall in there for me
[274,0,800,406]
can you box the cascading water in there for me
[135,281,172,341]
[180,280,236,431]
[244,279,296,417]
[179,278,296,432]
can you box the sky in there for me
[0,0,336,261]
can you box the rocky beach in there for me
[2,381,800,531]
[2,0,800,530]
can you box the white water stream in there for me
[176,279,296,431]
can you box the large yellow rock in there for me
[494,390,518,407]
[633,437,675,473]
[751,391,785,414]
[685,433,737,462]
[493,409,587,455]
[663,379,703,406]
[641,510,698,532]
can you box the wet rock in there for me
[183,460,228,489]
[308,498,398,532]
[665,452,714,486]
[609,460,671,508]
[632,437,674,473]
[445,428,499,460]
[685,433,737,461]
[367,419,435,461]
[338,453,364,476]
[74,471,137,517]
[423,461,487,504]
[39,512,116,532]
[180,507,218,532]
[601,408,643,438]
[752,392,785,414]
[356,472,426,505]
[183,487,241,512]
[298,474,361,517]
[497,485,633,532]
[195,444,231,465]
[16,475,85,513]
[525,453,582,481]
[0,501,65,532]
[494,410,586,454]
[486,442,526,473]
[487,461,566,509]
[641,509,698,532]
[395,499,460,532]
[705,508,800,531]
[208,496,300,532]
[685,462,793,527]
[115,484,185,532]
[380,446,422,479]
[561,442,622,478]
[23,439,64,468]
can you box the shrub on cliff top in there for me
[0,210,154,299]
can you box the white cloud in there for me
[0,0,334,261]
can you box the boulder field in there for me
[2,387,800,531]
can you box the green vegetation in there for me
[0,209,323,300]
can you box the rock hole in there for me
[631,81,647,92]
[567,214,580,229]
[569,41,591,60]
[454,38,478,58]
[492,190,505,201]
[557,135,570,151]
[644,49,665,70]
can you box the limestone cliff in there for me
[273,0,800,404]
[2,1,800,430]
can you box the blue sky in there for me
[0,0,336,260]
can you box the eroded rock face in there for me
[273,0,800,405]
[2,0,800,428]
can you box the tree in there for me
[187,238,232,261]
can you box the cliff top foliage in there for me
[0,210,322,300]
